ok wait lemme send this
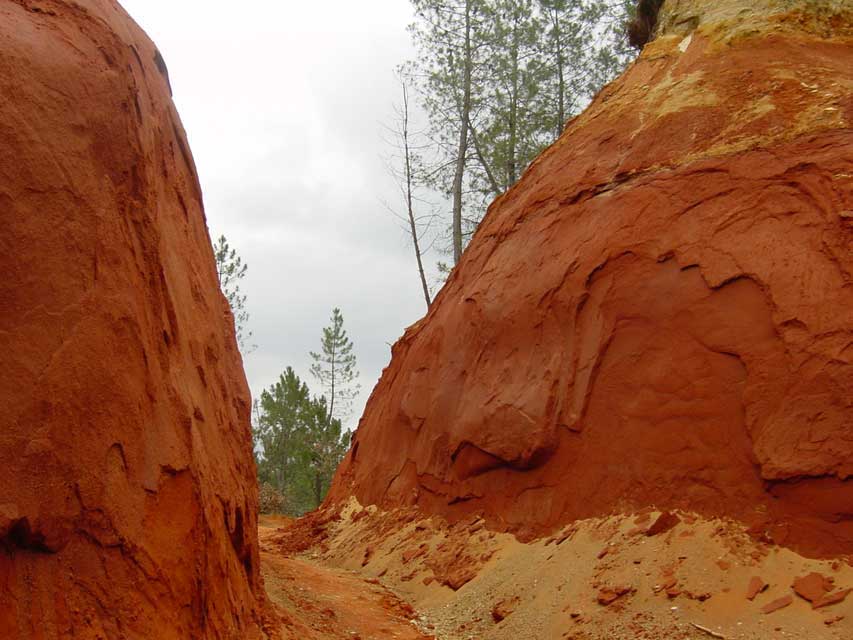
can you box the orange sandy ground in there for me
[259,515,431,639]
[261,504,853,640]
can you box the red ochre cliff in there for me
[0,1,270,638]
[329,0,853,558]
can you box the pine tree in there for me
[254,368,311,508]
[254,367,351,514]
[407,0,492,264]
[471,0,550,195]
[403,0,635,265]
[310,308,361,426]
[302,396,351,507]
[384,76,435,310]
[212,234,255,353]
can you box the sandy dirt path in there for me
[258,519,432,640]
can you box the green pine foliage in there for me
[253,310,360,515]
[212,234,255,353]
[402,0,635,260]
[253,367,350,515]
[310,308,361,426]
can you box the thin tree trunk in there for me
[507,15,519,185]
[329,346,336,427]
[314,470,322,508]
[468,119,501,196]
[552,8,565,139]
[401,82,433,309]
[451,0,473,265]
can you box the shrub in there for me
[258,482,287,514]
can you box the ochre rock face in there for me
[330,1,853,557]
[0,1,267,637]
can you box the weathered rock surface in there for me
[330,0,853,557]
[0,1,268,637]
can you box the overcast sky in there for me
[120,0,432,427]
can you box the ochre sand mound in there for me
[329,0,853,557]
[0,1,272,637]
[269,502,853,640]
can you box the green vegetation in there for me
[252,310,358,515]
[213,235,358,515]
[213,234,255,353]
[310,307,362,426]
[393,0,634,271]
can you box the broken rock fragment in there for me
[813,589,851,610]
[792,572,834,603]
[491,596,520,622]
[597,585,633,606]
[746,577,768,601]
[646,512,681,537]
[761,595,793,614]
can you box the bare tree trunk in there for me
[401,82,433,309]
[313,470,322,508]
[468,119,501,196]
[507,14,519,186]
[451,0,473,265]
[551,7,565,139]
[329,346,336,427]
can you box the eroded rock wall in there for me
[0,1,268,637]
[330,0,853,557]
